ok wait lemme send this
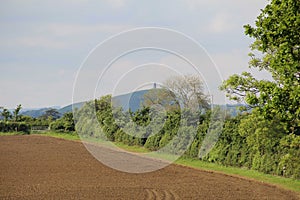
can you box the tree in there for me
[143,88,179,111]
[95,95,119,141]
[238,111,286,173]
[49,112,75,131]
[41,108,61,120]
[220,0,300,133]
[144,75,210,111]
[61,112,75,131]
[1,108,12,121]
[13,104,22,122]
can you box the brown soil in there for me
[0,135,298,200]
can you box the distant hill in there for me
[19,90,148,118]
[112,90,148,112]
[19,90,247,118]
[20,102,84,118]
[21,108,59,118]
[58,102,85,114]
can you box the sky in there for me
[0,0,270,109]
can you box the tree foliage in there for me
[220,0,300,133]
[143,88,180,112]
[13,104,22,122]
[41,108,61,121]
[0,121,31,134]
[1,108,12,121]
[50,112,75,132]
[144,75,210,111]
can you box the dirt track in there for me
[0,135,298,200]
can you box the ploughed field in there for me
[0,135,298,200]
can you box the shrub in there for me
[0,121,31,134]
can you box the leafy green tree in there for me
[130,107,151,127]
[41,108,61,120]
[49,112,75,132]
[61,112,75,131]
[19,115,34,123]
[13,104,22,122]
[220,0,300,133]
[238,111,286,173]
[279,133,300,178]
[1,108,12,121]
[95,95,119,141]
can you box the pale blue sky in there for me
[0,0,270,108]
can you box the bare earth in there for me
[0,135,298,200]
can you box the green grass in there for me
[175,157,300,193]
[114,142,149,153]
[2,131,299,194]
[0,132,29,136]
[104,140,300,193]
[31,131,80,141]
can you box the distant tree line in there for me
[0,105,31,134]
[0,105,75,133]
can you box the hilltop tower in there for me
[153,82,157,89]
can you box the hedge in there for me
[0,121,31,134]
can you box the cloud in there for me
[211,49,273,81]
[41,23,131,37]
[185,0,266,11]
[207,13,236,34]
[105,0,126,8]
[185,0,217,9]
[184,0,268,35]
[16,36,67,49]
[0,22,132,50]
[58,69,66,76]
[0,63,77,108]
